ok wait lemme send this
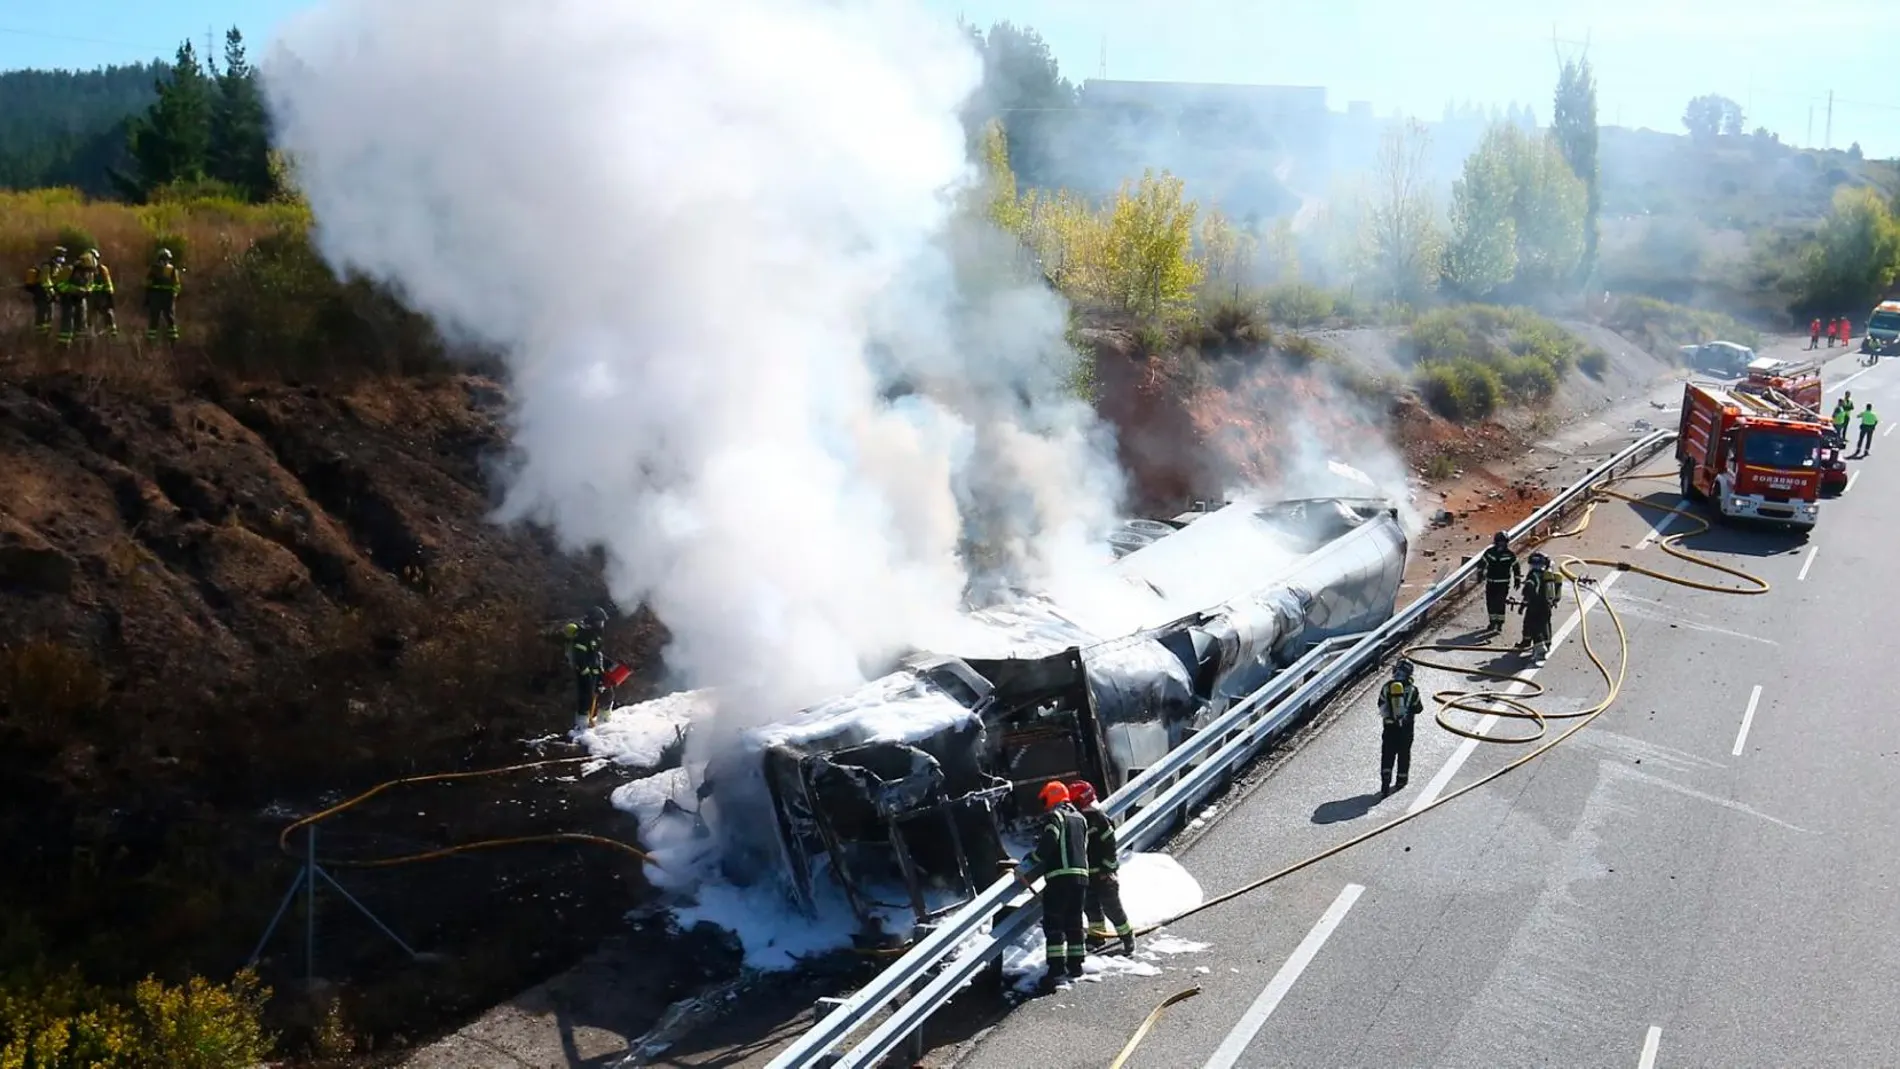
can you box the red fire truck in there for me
[1677,381,1826,527]
[1741,356,1823,415]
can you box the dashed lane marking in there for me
[1732,684,1763,757]
[1797,545,1818,582]
[1200,884,1365,1069]
[1637,1025,1664,1069]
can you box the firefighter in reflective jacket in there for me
[1480,531,1520,633]
[54,249,99,347]
[1379,660,1423,796]
[1067,780,1135,956]
[1015,781,1090,987]
[553,606,609,727]
[1517,551,1564,656]
[88,248,119,339]
[23,246,64,336]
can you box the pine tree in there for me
[127,41,214,197]
[1552,56,1600,286]
[208,28,274,200]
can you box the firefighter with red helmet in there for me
[1067,780,1136,956]
[1015,780,1090,987]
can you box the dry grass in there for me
[1,189,449,386]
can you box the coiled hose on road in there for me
[1115,469,1772,1061]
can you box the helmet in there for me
[157,248,173,261]
[1037,780,1070,811]
[88,248,100,260]
[1528,551,1550,570]
[1067,780,1097,808]
[585,605,610,627]
[1492,531,1509,547]
[1392,659,1414,681]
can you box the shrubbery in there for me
[1605,295,1761,355]
[0,968,272,1069]
[1403,304,1600,419]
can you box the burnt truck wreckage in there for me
[686,493,1408,936]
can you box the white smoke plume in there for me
[263,0,1124,727]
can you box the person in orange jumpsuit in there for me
[1810,318,1822,349]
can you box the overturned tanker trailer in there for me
[703,495,1407,934]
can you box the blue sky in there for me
[4,0,1895,157]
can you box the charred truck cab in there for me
[1677,380,1824,527]
[721,496,1408,936]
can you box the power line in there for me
[0,24,171,53]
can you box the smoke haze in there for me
[263,0,1123,726]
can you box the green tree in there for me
[1445,127,1519,296]
[0,64,159,194]
[1197,207,1256,299]
[208,28,274,201]
[1682,94,1741,142]
[1366,119,1442,302]
[963,22,1076,189]
[127,41,214,196]
[1104,170,1204,321]
[976,118,1027,236]
[1507,129,1588,290]
[1798,186,1900,311]
[1552,55,1600,284]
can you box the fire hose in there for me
[276,755,657,869]
[1109,469,1770,1062]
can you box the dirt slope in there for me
[0,367,670,1051]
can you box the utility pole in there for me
[1098,35,1107,80]
[1807,106,1814,147]
[1824,90,1834,150]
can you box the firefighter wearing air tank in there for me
[1517,551,1564,657]
[1067,780,1135,956]
[555,606,610,726]
[1378,660,1423,796]
[1015,781,1089,987]
[1479,531,1520,633]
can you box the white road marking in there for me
[1797,545,1818,582]
[1732,684,1763,757]
[1886,422,1895,438]
[1408,570,1625,815]
[1635,500,1690,550]
[1638,1025,1663,1069]
[1834,361,1881,393]
[1846,470,1862,494]
[1201,884,1365,1069]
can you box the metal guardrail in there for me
[768,429,1677,1069]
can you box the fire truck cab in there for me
[1677,381,1824,527]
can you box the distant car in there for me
[1678,340,1756,376]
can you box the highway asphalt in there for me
[949,351,1899,1069]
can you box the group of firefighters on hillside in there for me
[1809,317,1854,350]
[20,244,183,346]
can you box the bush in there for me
[1275,333,1327,368]
[0,968,272,1069]
[1416,358,1501,422]
[1261,282,1336,328]
[1497,354,1560,403]
[1578,348,1610,379]
[1606,295,1762,355]
[1188,295,1268,353]
[1404,304,1591,410]
[55,225,98,258]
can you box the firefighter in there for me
[1857,403,1880,455]
[1378,660,1424,796]
[1479,531,1521,634]
[1517,551,1564,658]
[1067,780,1135,956]
[1809,318,1822,349]
[1014,781,1090,988]
[145,249,182,343]
[88,248,119,339]
[23,245,63,337]
[1840,318,1852,348]
[54,248,99,348]
[553,605,610,727]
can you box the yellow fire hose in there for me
[277,754,658,869]
[1109,470,1771,1062]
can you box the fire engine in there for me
[1741,356,1823,416]
[1676,380,1825,527]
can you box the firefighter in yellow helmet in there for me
[22,245,64,337]
[54,248,99,347]
[87,248,119,339]
[145,248,183,343]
